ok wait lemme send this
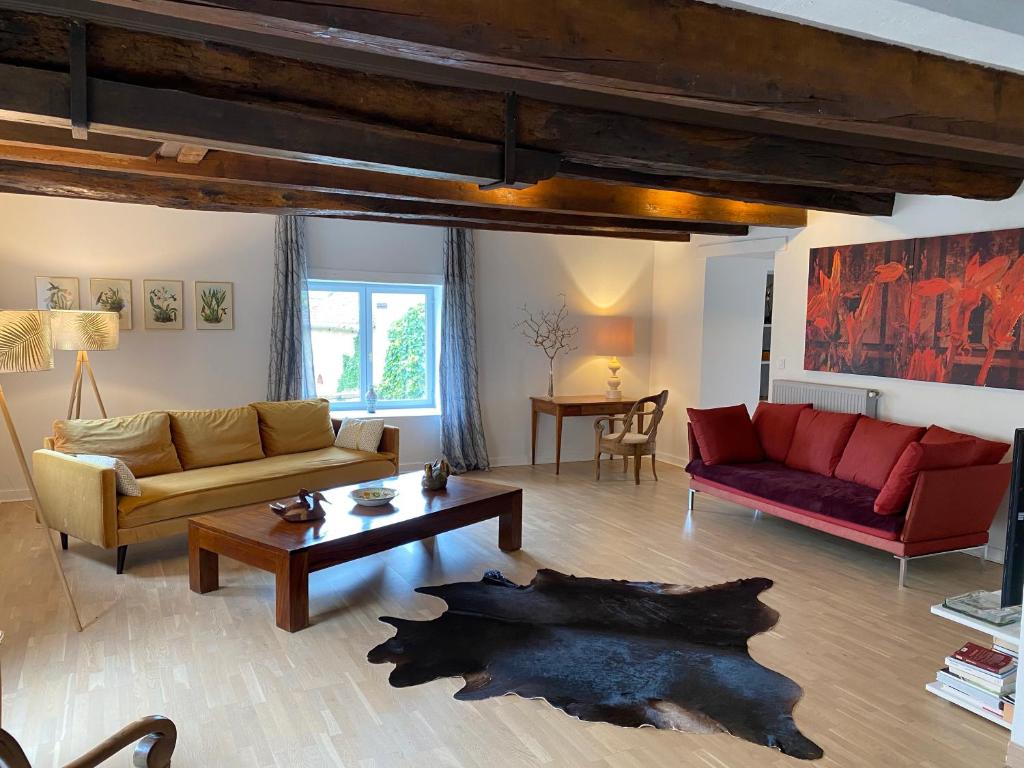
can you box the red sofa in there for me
[685,405,1011,587]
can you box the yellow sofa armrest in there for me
[379,426,400,470]
[32,449,118,549]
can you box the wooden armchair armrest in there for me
[594,416,628,440]
[1,716,176,768]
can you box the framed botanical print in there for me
[90,278,133,330]
[35,276,79,310]
[195,281,234,330]
[143,279,184,330]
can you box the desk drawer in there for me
[579,403,628,416]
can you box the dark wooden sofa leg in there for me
[117,545,128,574]
[60,532,69,550]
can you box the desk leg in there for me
[555,411,563,475]
[531,405,538,465]
[276,552,310,632]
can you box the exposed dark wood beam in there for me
[0,119,159,156]
[0,142,788,228]
[0,159,729,239]
[0,11,1017,203]
[322,215,693,242]
[13,0,1024,163]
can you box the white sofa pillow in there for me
[334,417,385,453]
[74,454,142,496]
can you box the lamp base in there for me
[605,357,623,400]
[605,389,623,401]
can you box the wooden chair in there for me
[593,390,669,484]
[0,630,177,768]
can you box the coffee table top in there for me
[189,472,521,553]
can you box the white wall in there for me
[0,195,658,495]
[700,255,773,415]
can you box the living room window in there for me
[307,279,439,411]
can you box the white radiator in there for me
[771,379,879,417]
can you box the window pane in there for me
[308,289,361,404]
[371,292,428,402]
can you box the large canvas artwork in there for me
[805,228,1024,390]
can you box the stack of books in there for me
[935,641,1017,723]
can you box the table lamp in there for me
[50,309,120,419]
[0,310,82,631]
[593,316,635,400]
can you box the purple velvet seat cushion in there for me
[687,460,904,537]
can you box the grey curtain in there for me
[267,216,315,401]
[440,228,490,472]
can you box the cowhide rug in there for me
[367,569,823,760]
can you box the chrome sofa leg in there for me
[687,488,696,512]
[982,544,989,564]
[896,556,907,589]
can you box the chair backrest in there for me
[625,390,669,439]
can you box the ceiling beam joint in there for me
[68,18,88,140]
[480,91,529,191]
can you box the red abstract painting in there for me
[805,228,1024,389]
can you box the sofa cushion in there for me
[874,440,978,515]
[53,411,182,478]
[752,402,811,462]
[922,425,1010,466]
[687,459,902,539]
[834,417,925,490]
[784,410,859,476]
[117,446,395,528]
[686,404,764,465]
[250,398,335,457]
[169,406,265,470]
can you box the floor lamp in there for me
[50,310,119,419]
[0,310,83,632]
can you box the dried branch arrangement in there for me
[515,294,579,397]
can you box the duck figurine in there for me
[422,459,451,491]
[271,488,330,522]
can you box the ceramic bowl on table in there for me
[349,487,399,507]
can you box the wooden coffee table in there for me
[188,473,522,632]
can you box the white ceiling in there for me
[711,0,1024,74]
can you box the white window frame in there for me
[307,279,439,411]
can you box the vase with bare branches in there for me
[515,294,579,398]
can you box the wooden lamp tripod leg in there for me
[0,383,83,632]
[81,351,108,419]
[67,350,84,420]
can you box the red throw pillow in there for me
[686,405,764,466]
[752,402,812,463]
[922,425,1010,465]
[784,409,860,476]
[874,440,978,515]
[834,417,926,490]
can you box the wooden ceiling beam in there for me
[0,119,160,156]
[0,158,727,239]
[0,12,1017,203]
[0,141,784,229]
[47,0,1024,161]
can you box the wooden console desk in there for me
[530,395,639,475]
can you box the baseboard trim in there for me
[1006,741,1024,768]
[0,488,29,502]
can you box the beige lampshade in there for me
[50,310,120,352]
[593,316,635,356]
[0,310,54,373]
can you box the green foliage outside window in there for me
[378,304,426,400]
[336,332,360,394]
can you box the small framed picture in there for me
[35,276,79,310]
[90,278,133,330]
[195,281,234,330]
[143,279,184,330]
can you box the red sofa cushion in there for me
[922,425,1010,465]
[874,440,977,515]
[834,417,926,490]
[686,405,764,465]
[752,402,811,463]
[784,409,859,476]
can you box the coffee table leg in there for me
[276,553,310,632]
[189,534,219,594]
[498,503,522,552]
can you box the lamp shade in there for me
[0,310,54,373]
[50,310,120,352]
[592,316,635,356]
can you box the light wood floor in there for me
[0,461,1010,767]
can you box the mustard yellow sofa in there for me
[32,399,399,573]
